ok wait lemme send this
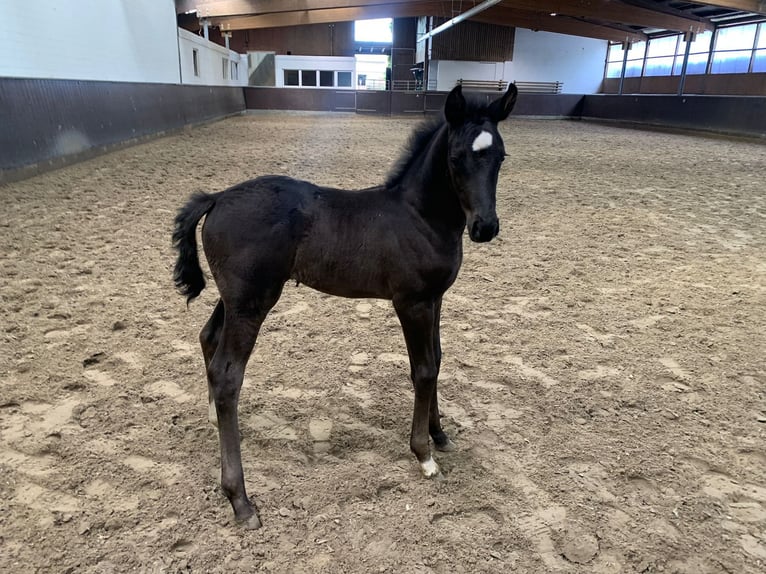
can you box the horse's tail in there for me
[172,192,217,304]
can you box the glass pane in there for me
[673,53,706,75]
[644,56,674,76]
[625,60,643,77]
[715,24,757,51]
[648,35,678,58]
[687,30,712,55]
[608,43,625,63]
[753,49,766,72]
[301,70,317,86]
[606,61,623,78]
[627,41,646,61]
[355,18,393,43]
[710,50,752,73]
[284,69,299,86]
[319,70,334,87]
[758,24,766,49]
[684,53,710,74]
[337,71,352,87]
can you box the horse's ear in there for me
[444,85,466,126]
[489,83,518,122]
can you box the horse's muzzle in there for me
[469,218,500,243]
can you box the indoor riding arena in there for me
[1,2,764,573]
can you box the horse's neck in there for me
[398,124,465,234]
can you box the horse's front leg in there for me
[394,298,442,478]
[430,297,456,452]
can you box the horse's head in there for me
[444,83,517,243]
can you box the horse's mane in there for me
[385,95,494,189]
[385,116,444,189]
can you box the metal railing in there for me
[456,78,509,91]
[514,81,564,94]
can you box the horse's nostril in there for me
[469,219,498,243]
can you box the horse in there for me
[172,83,518,528]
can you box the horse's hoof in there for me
[434,437,456,452]
[420,456,442,479]
[238,513,262,530]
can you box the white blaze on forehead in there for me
[472,130,493,152]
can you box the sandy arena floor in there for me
[1,111,765,573]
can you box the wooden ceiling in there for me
[175,1,766,44]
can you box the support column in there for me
[677,32,694,96]
[618,42,630,95]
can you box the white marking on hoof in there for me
[472,130,493,152]
[208,401,219,428]
[420,457,441,478]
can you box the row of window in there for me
[606,22,766,78]
[284,69,353,88]
[190,48,239,80]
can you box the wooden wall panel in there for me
[209,22,355,56]
[602,73,766,95]
[429,18,514,62]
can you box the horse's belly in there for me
[291,257,393,300]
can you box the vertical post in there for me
[202,19,210,41]
[223,32,231,50]
[618,41,630,95]
[423,17,431,91]
[677,31,694,96]
[748,23,761,73]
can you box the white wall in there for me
[432,60,506,90]
[430,28,607,94]
[507,28,607,94]
[178,29,247,86]
[274,55,355,88]
[0,0,180,83]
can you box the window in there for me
[192,49,199,77]
[711,24,757,73]
[284,69,299,86]
[301,70,317,86]
[644,35,679,76]
[624,42,646,77]
[675,31,712,75]
[222,58,228,80]
[754,24,766,72]
[337,71,352,87]
[605,43,625,79]
[355,18,393,43]
[231,61,238,81]
[604,22,766,80]
[320,70,334,87]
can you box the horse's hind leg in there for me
[429,297,456,452]
[207,287,282,528]
[200,299,225,427]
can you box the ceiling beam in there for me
[211,3,449,30]
[177,1,421,17]
[688,1,766,15]
[180,0,766,21]
[500,0,712,33]
[211,4,645,42]
[475,8,647,42]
